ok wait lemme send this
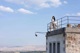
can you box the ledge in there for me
[46,27,80,37]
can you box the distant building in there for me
[46,16,80,53]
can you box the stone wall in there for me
[66,33,80,53]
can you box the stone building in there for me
[46,16,80,53]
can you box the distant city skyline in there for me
[0,0,80,46]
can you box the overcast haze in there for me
[0,0,80,46]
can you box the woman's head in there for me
[52,16,55,21]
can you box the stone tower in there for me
[46,27,80,53]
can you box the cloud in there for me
[5,0,64,8]
[5,0,24,4]
[77,12,80,16]
[18,8,34,14]
[0,5,36,14]
[0,5,14,12]
[65,13,74,16]
[39,3,50,8]
[50,0,62,7]
[65,12,80,16]
[63,1,68,4]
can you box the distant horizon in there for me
[0,44,46,47]
[0,45,46,51]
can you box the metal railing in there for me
[47,16,80,31]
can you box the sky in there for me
[0,0,80,47]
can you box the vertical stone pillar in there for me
[65,28,80,53]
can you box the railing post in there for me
[57,20,58,29]
[67,16,69,24]
[61,18,62,28]
[47,23,48,31]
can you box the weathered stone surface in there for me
[65,27,80,33]
[66,33,80,53]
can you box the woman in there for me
[50,16,57,31]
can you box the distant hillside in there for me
[0,45,46,52]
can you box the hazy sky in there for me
[0,0,80,46]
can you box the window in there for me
[57,42,60,53]
[49,43,52,53]
[49,42,60,53]
[53,43,56,53]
